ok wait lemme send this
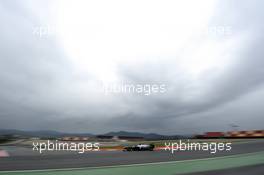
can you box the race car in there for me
[123,143,155,151]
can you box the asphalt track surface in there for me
[0,140,263,171]
[184,164,264,175]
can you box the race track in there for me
[0,140,263,171]
[185,164,264,175]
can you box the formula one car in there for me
[123,144,155,151]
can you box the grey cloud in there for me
[103,0,264,132]
[0,0,264,134]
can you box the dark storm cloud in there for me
[0,1,73,129]
[0,0,264,134]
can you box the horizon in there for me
[1,128,263,136]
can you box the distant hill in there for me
[0,129,93,138]
[103,131,186,140]
[0,129,189,139]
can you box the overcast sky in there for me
[0,0,264,135]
